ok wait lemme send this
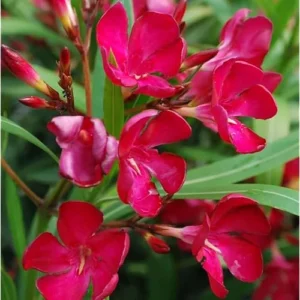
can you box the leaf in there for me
[176,184,299,215]
[253,97,290,185]
[5,176,27,264]
[120,0,134,28]
[184,131,298,188]
[147,253,177,300]
[1,268,17,300]
[1,18,77,54]
[103,75,124,138]
[102,201,133,222]
[91,52,105,118]
[32,65,86,113]
[1,116,58,163]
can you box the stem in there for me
[1,158,43,207]
[44,179,72,208]
[81,49,92,116]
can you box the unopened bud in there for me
[1,45,55,97]
[181,49,218,70]
[140,231,170,254]
[59,47,71,75]
[19,97,56,109]
[49,0,78,39]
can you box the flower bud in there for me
[49,0,78,39]
[19,96,56,109]
[59,47,71,75]
[140,231,170,254]
[181,49,218,70]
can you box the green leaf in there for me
[103,76,124,138]
[1,268,17,300]
[1,116,58,162]
[33,65,86,113]
[120,0,134,29]
[147,253,177,300]
[2,18,77,54]
[184,131,298,188]
[176,184,299,215]
[91,52,105,118]
[102,201,133,222]
[5,176,27,264]
[254,97,290,185]
[2,0,34,19]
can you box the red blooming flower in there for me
[48,116,117,187]
[117,110,191,217]
[252,257,299,300]
[23,201,130,300]
[177,59,280,153]
[96,2,186,98]
[188,194,270,298]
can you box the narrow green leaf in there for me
[1,116,58,163]
[91,52,105,118]
[120,0,134,28]
[177,184,299,215]
[184,131,298,188]
[1,268,17,300]
[5,176,27,264]
[2,18,77,54]
[103,77,124,138]
[147,253,177,300]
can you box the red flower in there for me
[177,59,280,153]
[117,110,191,217]
[252,257,299,300]
[23,201,130,300]
[48,116,117,187]
[96,2,186,98]
[282,158,299,189]
[190,194,270,298]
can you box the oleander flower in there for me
[117,110,191,217]
[48,116,118,187]
[96,2,186,98]
[23,201,130,300]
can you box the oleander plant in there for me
[1,0,299,299]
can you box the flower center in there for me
[134,74,148,80]
[204,239,221,253]
[77,246,92,275]
[78,129,93,145]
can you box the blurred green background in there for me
[1,0,299,299]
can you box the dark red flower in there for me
[23,201,130,300]
[117,110,191,217]
[96,2,186,98]
[252,257,299,300]
[48,116,117,187]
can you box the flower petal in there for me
[91,118,109,163]
[192,215,210,257]
[58,201,103,247]
[261,71,282,93]
[225,84,277,119]
[128,12,182,76]
[91,261,119,300]
[137,110,191,148]
[142,150,186,194]
[87,230,130,273]
[101,136,118,174]
[189,70,213,104]
[213,105,266,153]
[135,75,177,98]
[215,235,263,282]
[23,232,71,273]
[96,2,128,69]
[37,268,90,300]
[47,116,83,148]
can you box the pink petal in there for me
[148,0,175,15]
[213,105,266,153]
[91,118,109,163]
[137,110,191,148]
[128,12,182,76]
[183,48,218,69]
[58,201,103,247]
[37,268,90,300]
[215,60,263,101]
[202,247,228,298]
[261,71,282,93]
[119,110,158,157]
[225,84,277,119]
[87,230,130,274]
[142,150,186,194]
[192,215,210,257]
[91,261,119,300]
[215,235,263,282]
[135,75,177,98]
[47,116,83,148]
[173,0,187,24]
[96,2,128,70]
[101,136,118,174]
[22,232,71,273]
[132,0,147,19]
[189,70,213,104]
[117,159,135,204]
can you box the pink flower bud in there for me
[182,49,218,70]
[19,97,55,109]
[141,231,170,254]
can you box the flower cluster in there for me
[2,0,296,299]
